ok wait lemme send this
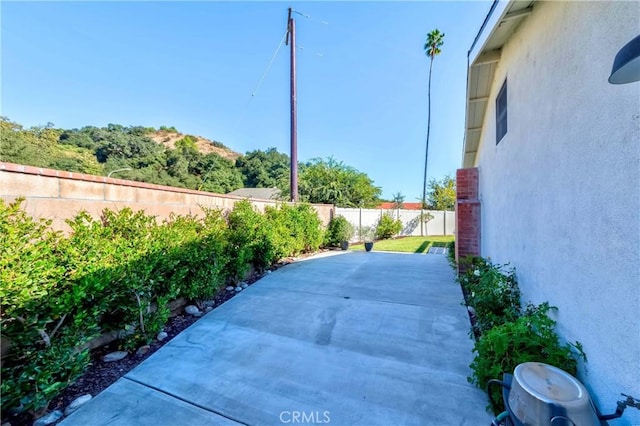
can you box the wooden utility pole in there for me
[286,8,298,202]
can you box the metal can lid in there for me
[513,362,588,404]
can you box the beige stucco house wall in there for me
[462,1,640,424]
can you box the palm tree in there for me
[421,29,444,235]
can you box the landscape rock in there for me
[136,345,150,356]
[33,410,63,426]
[204,306,213,313]
[235,286,242,292]
[156,331,168,341]
[184,305,201,316]
[64,394,92,416]
[241,283,249,289]
[226,286,234,291]
[467,306,476,316]
[102,351,128,362]
[202,300,215,308]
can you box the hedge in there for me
[0,198,324,415]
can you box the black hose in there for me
[486,379,511,409]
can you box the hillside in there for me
[0,118,383,207]
[0,118,245,194]
[147,129,240,161]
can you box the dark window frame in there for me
[496,79,508,144]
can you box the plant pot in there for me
[364,242,374,252]
[340,241,349,251]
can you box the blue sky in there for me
[1,1,491,200]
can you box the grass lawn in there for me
[350,235,454,253]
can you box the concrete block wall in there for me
[455,168,480,264]
[0,162,334,232]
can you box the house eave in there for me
[462,0,534,168]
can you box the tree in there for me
[422,29,445,234]
[391,192,405,209]
[298,157,381,207]
[196,153,244,194]
[0,118,52,167]
[235,148,290,192]
[427,175,456,211]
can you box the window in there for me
[496,79,507,144]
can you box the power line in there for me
[293,10,329,26]
[230,9,327,148]
[250,30,288,97]
[232,29,288,132]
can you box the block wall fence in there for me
[0,162,334,232]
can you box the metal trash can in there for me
[506,362,601,426]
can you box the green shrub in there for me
[461,259,521,335]
[469,303,585,413]
[374,214,402,240]
[59,209,161,349]
[293,204,324,252]
[323,216,354,247]
[0,198,64,317]
[265,204,324,257]
[154,209,228,302]
[226,200,276,278]
[359,225,375,243]
[0,198,86,414]
[1,198,324,416]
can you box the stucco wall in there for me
[473,2,640,424]
[0,162,334,231]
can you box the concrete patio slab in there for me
[61,251,491,426]
[60,375,240,425]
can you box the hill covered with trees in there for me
[0,117,382,207]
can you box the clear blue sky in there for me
[1,1,491,200]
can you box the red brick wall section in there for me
[455,168,480,269]
[0,162,335,232]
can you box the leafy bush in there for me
[323,216,354,247]
[469,303,585,413]
[459,258,521,335]
[458,255,587,414]
[359,225,375,243]
[226,200,275,278]
[0,199,84,414]
[211,140,227,149]
[374,214,402,240]
[175,135,198,152]
[265,204,324,257]
[1,198,325,417]
[292,204,324,252]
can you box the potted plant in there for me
[324,216,354,250]
[361,226,375,252]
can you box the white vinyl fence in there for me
[335,208,455,241]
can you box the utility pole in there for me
[286,8,298,202]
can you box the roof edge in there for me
[468,0,512,64]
